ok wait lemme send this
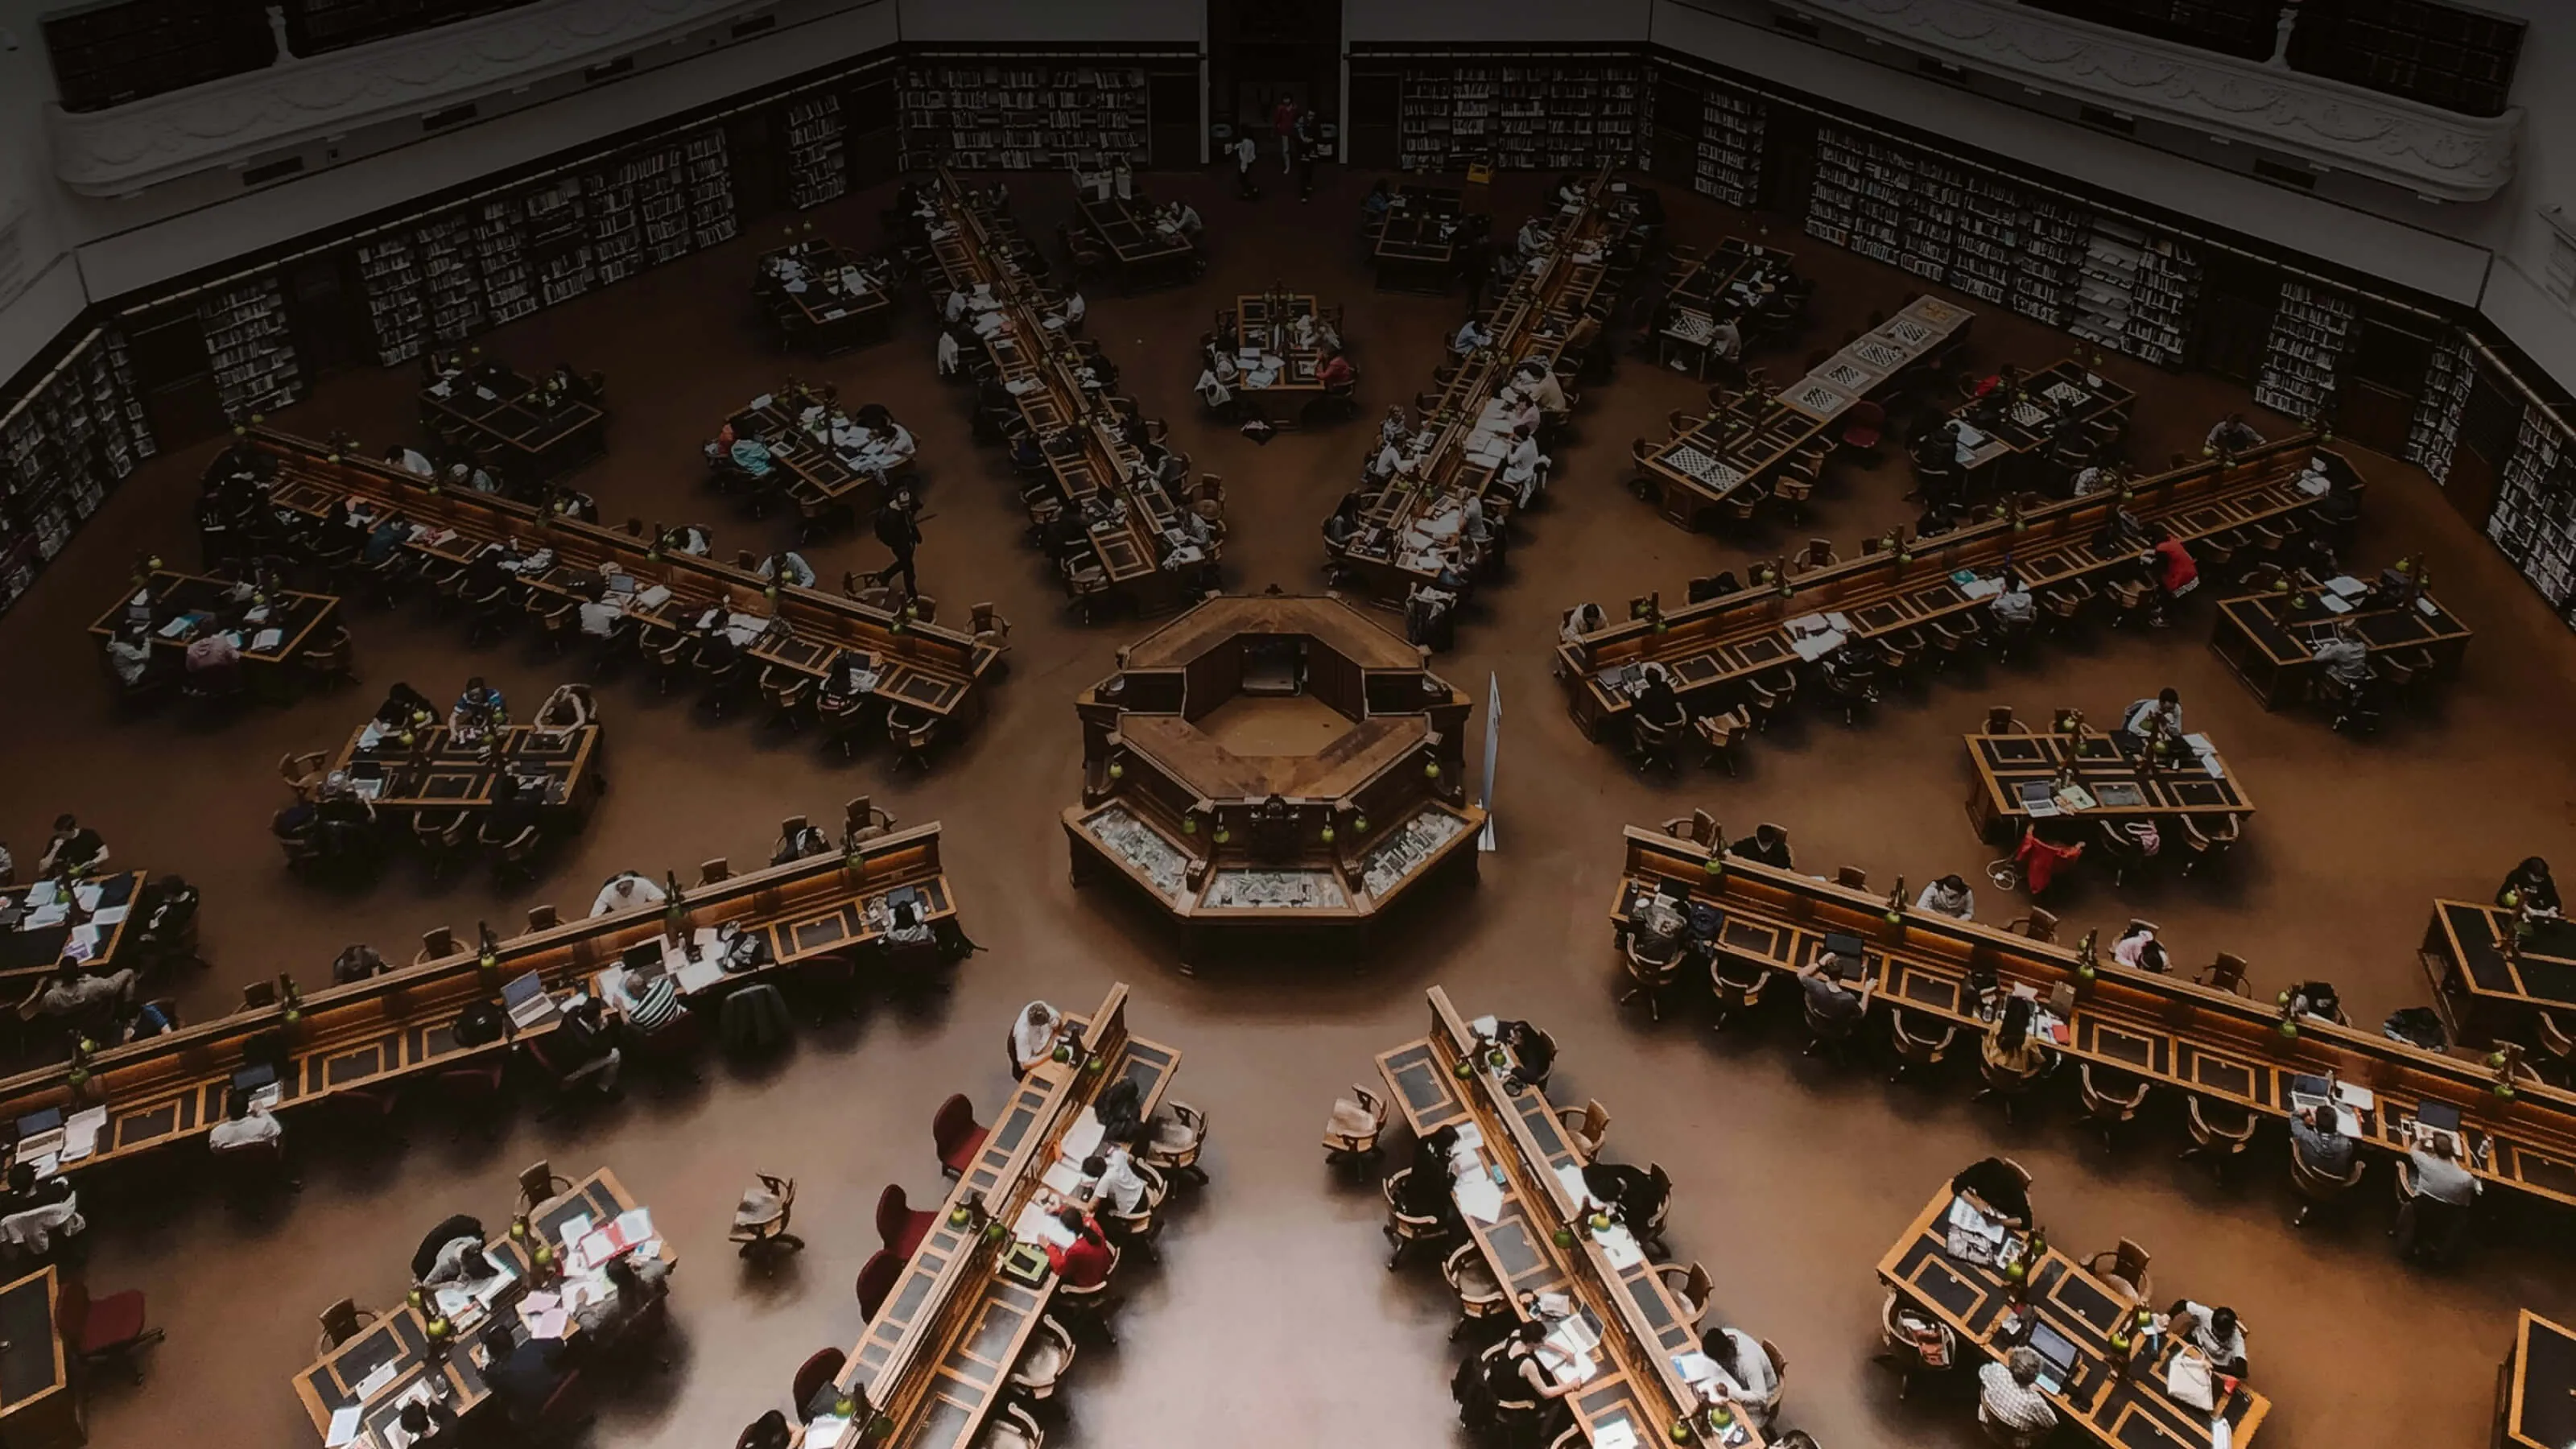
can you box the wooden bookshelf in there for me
[198,276,303,420]
[0,329,156,616]
[43,0,273,114]
[785,96,848,212]
[1393,58,1646,174]
[2288,0,2525,118]
[2485,407,2576,619]
[2405,333,2473,484]
[898,64,1148,173]
[2252,280,2355,423]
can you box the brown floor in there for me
[5,159,2574,1449]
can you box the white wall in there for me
[1,0,76,381]
[1345,0,1653,45]
[894,0,1202,44]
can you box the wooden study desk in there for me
[2209,576,2470,711]
[2421,900,2576,1049]
[291,1168,667,1443]
[419,367,605,480]
[1610,825,2576,1208]
[1371,186,1464,292]
[1963,728,2252,841]
[1652,237,1797,380]
[1071,191,1197,291]
[0,871,146,986]
[1880,1185,2269,1449]
[1633,291,1974,533]
[330,721,603,821]
[1224,290,1338,420]
[795,983,1182,1449]
[923,171,1201,615]
[0,1266,74,1449]
[1331,168,1639,609]
[2496,1309,2576,1449]
[727,390,910,524]
[252,429,997,738]
[88,570,338,684]
[1378,986,1748,1448]
[758,238,893,354]
[1943,360,2134,494]
[0,828,958,1178]
[1566,435,2359,746]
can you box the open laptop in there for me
[502,970,557,1030]
[2026,1321,2082,1394]
[621,939,667,980]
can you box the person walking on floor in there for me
[1273,95,1300,173]
[873,488,924,599]
[1234,133,1261,200]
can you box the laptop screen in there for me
[2414,1099,2463,1133]
[502,971,547,1008]
[2028,1322,2081,1381]
[621,940,664,976]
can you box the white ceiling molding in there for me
[47,0,781,196]
[1776,0,2521,201]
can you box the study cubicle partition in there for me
[0,826,956,1175]
[1611,825,2576,1209]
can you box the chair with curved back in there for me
[855,1249,903,1319]
[877,1183,937,1257]
[1887,1010,1958,1084]
[517,1160,572,1215]
[2197,952,2253,997]
[1655,1261,1715,1327]
[791,1347,847,1421]
[2082,1239,2153,1303]
[1324,1084,1389,1164]
[2004,908,2058,944]
[730,1173,804,1263]
[2077,1063,2153,1150]
[1710,954,1770,1033]
[1557,1100,1611,1162]
[1380,1169,1451,1269]
[1440,1241,1509,1338]
[1140,1100,1209,1184]
[1620,935,1683,1022]
[1007,1315,1079,1406]
[933,1095,988,1178]
[2288,1141,2367,1225]
[2180,1096,2260,1181]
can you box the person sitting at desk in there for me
[1514,359,1567,415]
[2136,525,2198,627]
[2117,688,2183,750]
[2070,461,2124,497]
[1501,425,1550,506]
[770,817,831,866]
[2502,857,2562,917]
[315,774,381,861]
[208,1088,283,1154]
[444,461,499,494]
[182,620,241,683]
[1969,363,2025,401]
[452,676,509,731]
[2206,413,2265,454]
[572,1253,671,1343]
[1451,317,1494,355]
[3,1162,74,1220]
[1468,1319,1585,1433]
[1053,290,1087,330]
[1915,873,1975,921]
[1633,663,1687,737]
[2290,1102,2355,1179]
[38,959,135,1020]
[1700,1324,1778,1419]
[1084,1146,1152,1216]
[1582,1159,1668,1232]
[1316,350,1356,390]
[2285,978,2344,1023]
[1989,571,2036,632]
[1798,949,1873,1032]
[103,623,154,687]
[480,1323,570,1425]
[1559,603,1604,646]
[726,434,775,477]
[1493,1019,1556,1090]
[375,682,438,734]
[410,1218,480,1296]
[852,422,916,475]
[1977,1345,2058,1448]
[2112,921,2169,973]
[1708,313,1744,364]
[1951,1158,2032,1226]
[385,444,436,477]
[332,943,389,985]
[1360,180,1392,225]
[1982,997,2054,1081]
[1728,827,1794,870]
[485,770,544,841]
[1046,1207,1115,1288]
[1626,887,1689,968]
[1195,352,1238,413]
[38,816,107,880]
[613,959,686,1036]
[591,871,667,918]
[395,1399,459,1447]
[1162,199,1203,237]
[2168,1301,2248,1377]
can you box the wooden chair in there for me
[1381,1170,1450,1268]
[1835,865,1868,890]
[970,602,1012,653]
[730,1173,805,1263]
[1695,706,1753,774]
[1655,1261,1715,1327]
[1876,1287,1955,1400]
[517,1160,572,1214]
[278,750,329,802]
[525,904,559,932]
[846,796,896,842]
[2288,1143,2366,1226]
[1557,1100,1611,1162]
[1323,1084,1389,1163]
[2180,813,2240,877]
[1659,809,1721,847]
[1888,1010,1958,1083]
[1711,954,1769,1032]
[1007,1315,1079,1404]
[237,980,277,1012]
[2077,1063,2152,1151]
[791,1346,846,1422]
[315,1298,374,1355]
[1620,935,1683,1022]
[2197,952,2252,997]
[886,706,938,774]
[2082,1239,2153,1302]
[1983,705,2029,736]
[1794,537,1839,573]
[1139,1100,1208,1184]
[1440,1241,1509,1337]
[2180,1096,2260,1182]
[699,857,731,886]
[2004,908,2058,943]
[411,810,473,881]
[415,927,456,968]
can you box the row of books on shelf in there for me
[0,331,156,615]
[2487,408,2576,616]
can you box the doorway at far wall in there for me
[1209,0,1338,152]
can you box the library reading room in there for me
[4,1,2576,1447]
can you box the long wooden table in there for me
[758,238,893,354]
[1566,434,2359,745]
[2209,573,2470,711]
[2421,899,2576,1049]
[1379,986,1744,1447]
[331,721,603,821]
[291,1167,667,1443]
[0,1266,72,1449]
[0,828,958,1179]
[1370,186,1463,293]
[924,170,1199,614]
[1652,237,1798,380]
[794,983,1183,1449]
[728,390,911,524]
[1071,190,1196,291]
[1880,1184,2270,1448]
[1634,291,1975,533]
[88,569,339,685]
[1945,360,2135,496]
[419,365,605,480]
[1610,825,2576,1208]
[252,428,997,737]
[2497,1309,2576,1449]
[0,869,147,986]
[1331,167,1638,609]
[1963,727,2252,842]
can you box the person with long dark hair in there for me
[1982,996,2053,1081]
[1046,1206,1113,1288]
[2501,857,2562,917]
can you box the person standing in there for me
[1233,132,1261,200]
[873,488,924,599]
[1272,95,1300,174]
[1293,109,1319,200]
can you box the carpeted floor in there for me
[2,159,2572,1449]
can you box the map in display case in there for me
[1084,807,1188,899]
[1203,870,1348,910]
[1360,810,1468,900]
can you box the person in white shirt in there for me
[1990,572,2036,630]
[1914,873,1975,921]
[446,462,497,493]
[1058,291,1086,328]
[1163,200,1203,237]
[970,308,1009,341]
[208,1091,283,1153]
[1372,440,1419,483]
[942,288,969,324]
[2119,689,2182,746]
[590,872,667,918]
[1232,134,1260,198]
[1501,427,1548,506]
[422,1234,502,1287]
[1710,316,1743,362]
[104,628,154,686]
[1196,353,1239,411]
[2168,1300,2248,1376]
[1452,318,1493,354]
[386,445,436,477]
[1560,603,1605,646]
[1701,1325,1778,1420]
[756,551,817,589]
[1516,218,1549,259]
[1084,1147,1151,1216]
[1008,1001,1063,1075]
[1517,362,1567,415]
[2070,463,2119,496]
[935,328,962,378]
[858,423,916,473]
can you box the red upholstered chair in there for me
[1840,400,1886,452]
[791,1347,847,1422]
[855,1249,903,1320]
[933,1094,987,1179]
[58,1276,165,1382]
[877,1183,936,1257]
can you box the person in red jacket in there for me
[2140,523,2198,626]
[1046,1207,1114,1288]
